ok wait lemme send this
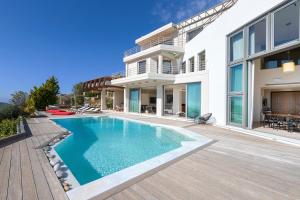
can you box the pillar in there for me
[101,90,107,110]
[158,55,163,74]
[173,86,180,114]
[156,85,164,116]
[124,87,129,113]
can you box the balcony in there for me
[111,63,181,87]
[124,37,184,58]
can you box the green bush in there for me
[0,118,19,138]
[0,105,20,121]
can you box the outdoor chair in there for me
[195,113,212,124]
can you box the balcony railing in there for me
[126,63,180,77]
[124,37,184,57]
[162,65,179,74]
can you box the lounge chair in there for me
[78,106,90,114]
[195,113,212,124]
[84,108,101,113]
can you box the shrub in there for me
[0,105,20,121]
[0,118,19,138]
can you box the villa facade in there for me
[112,0,300,130]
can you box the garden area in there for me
[0,76,60,139]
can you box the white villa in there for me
[112,0,300,130]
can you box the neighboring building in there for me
[83,76,124,110]
[112,0,300,130]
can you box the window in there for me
[187,27,203,42]
[230,64,243,92]
[230,96,243,124]
[274,2,299,47]
[189,57,195,72]
[162,60,172,74]
[261,47,300,69]
[138,60,146,74]
[129,89,140,113]
[187,82,201,118]
[249,19,266,55]
[198,51,206,71]
[230,32,244,62]
[181,62,186,73]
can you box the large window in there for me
[138,60,146,74]
[198,51,206,71]
[274,2,299,47]
[228,63,243,126]
[189,57,195,72]
[187,82,201,118]
[249,19,266,55]
[230,32,244,62]
[162,60,172,74]
[230,96,243,124]
[230,64,243,92]
[129,89,139,113]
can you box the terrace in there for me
[1,112,299,200]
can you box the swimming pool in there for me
[51,116,212,200]
[53,116,193,184]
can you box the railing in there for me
[126,63,180,77]
[124,37,184,57]
[162,65,179,74]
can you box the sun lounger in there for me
[84,108,101,113]
[195,113,212,124]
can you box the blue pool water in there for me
[52,117,193,185]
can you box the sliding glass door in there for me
[187,82,201,118]
[129,89,139,113]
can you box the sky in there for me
[0,0,221,103]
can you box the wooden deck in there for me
[1,114,300,200]
[0,118,68,200]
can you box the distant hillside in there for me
[0,102,10,112]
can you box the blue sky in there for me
[0,0,221,102]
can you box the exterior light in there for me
[282,51,296,73]
[283,61,296,73]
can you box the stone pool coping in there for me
[50,115,214,200]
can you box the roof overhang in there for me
[135,23,177,45]
[111,73,175,87]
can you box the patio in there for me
[0,113,299,200]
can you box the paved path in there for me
[1,114,300,200]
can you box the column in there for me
[173,86,180,114]
[101,90,107,110]
[158,55,163,74]
[112,92,116,110]
[156,85,164,116]
[124,87,129,113]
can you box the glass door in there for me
[187,82,201,118]
[129,89,139,113]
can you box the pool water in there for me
[52,117,193,185]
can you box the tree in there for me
[72,83,84,107]
[10,91,28,108]
[29,76,60,110]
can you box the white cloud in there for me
[152,0,222,23]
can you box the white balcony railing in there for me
[126,63,180,77]
[124,37,184,57]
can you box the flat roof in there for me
[135,23,176,45]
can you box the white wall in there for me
[183,0,284,126]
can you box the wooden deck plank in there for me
[7,142,22,200]
[0,145,12,200]
[0,147,4,165]
[33,135,68,200]
[20,139,38,200]
[26,137,54,200]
